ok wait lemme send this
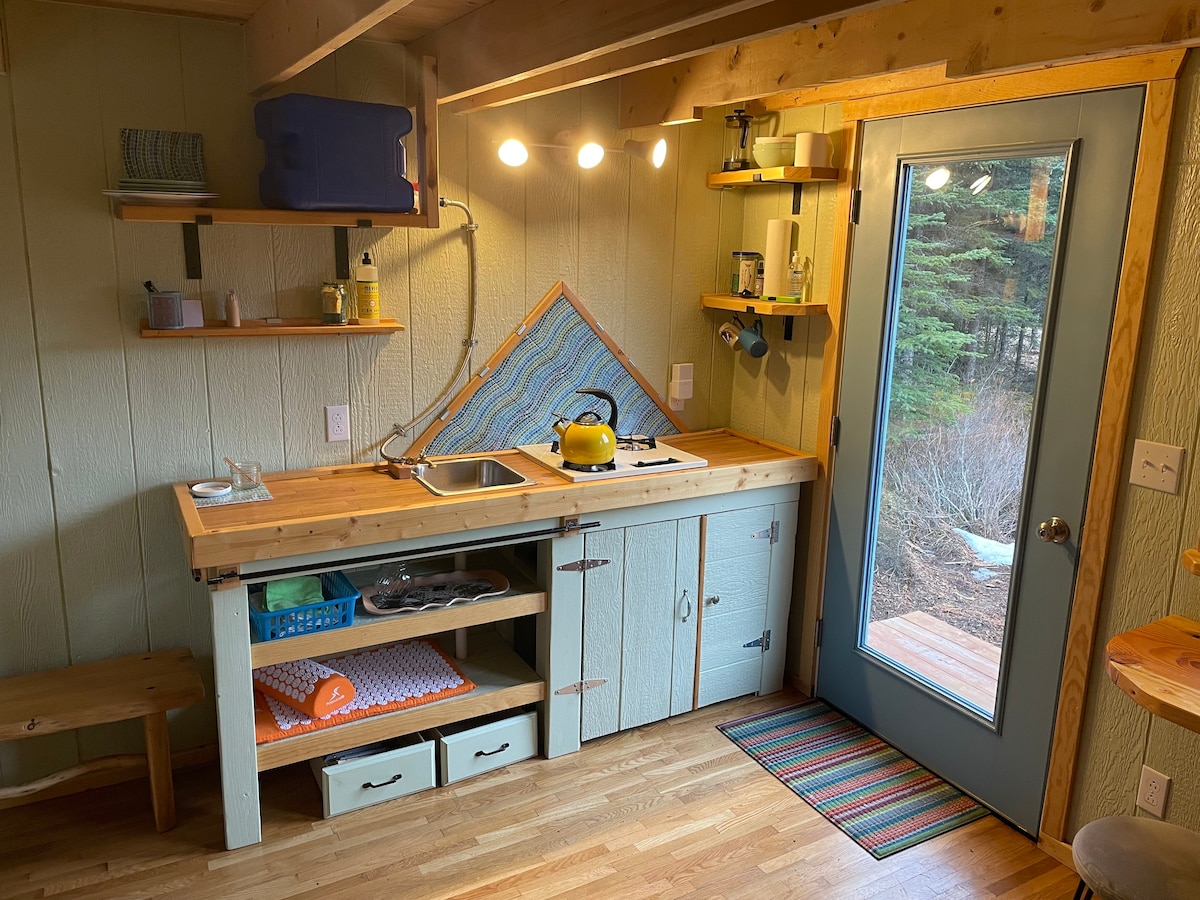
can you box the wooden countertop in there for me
[1105,615,1200,733]
[174,429,818,572]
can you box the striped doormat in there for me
[718,699,989,858]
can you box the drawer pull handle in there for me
[475,742,511,758]
[681,589,692,623]
[362,773,403,789]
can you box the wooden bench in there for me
[0,648,205,831]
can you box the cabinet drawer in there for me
[431,710,538,785]
[310,735,435,817]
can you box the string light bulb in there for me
[497,138,529,167]
[577,142,606,169]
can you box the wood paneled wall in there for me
[0,0,795,785]
[1068,54,1200,836]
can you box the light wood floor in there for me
[868,611,1002,714]
[0,691,1078,899]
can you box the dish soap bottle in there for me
[787,251,807,301]
[355,252,380,323]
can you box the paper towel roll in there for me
[763,219,794,298]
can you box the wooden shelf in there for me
[139,317,405,338]
[115,204,433,228]
[701,294,828,317]
[250,586,547,668]
[255,645,544,770]
[706,165,839,189]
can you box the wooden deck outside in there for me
[866,610,1002,713]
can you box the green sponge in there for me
[264,575,324,611]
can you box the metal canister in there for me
[731,251,762,297]
[321,281,348,325]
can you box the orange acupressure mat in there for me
[253,639,476,745]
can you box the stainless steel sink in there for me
[413,456,535,497]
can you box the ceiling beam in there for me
[246,0,421,94]
[444,0,896,115]
[617,0,1200,127]
[408,0,833,104]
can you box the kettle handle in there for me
[577,388,618,432]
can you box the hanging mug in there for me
[736,316,768,358]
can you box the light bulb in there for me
[970,174,993,195]
[651,138,667,168]
[498,139,529,167]
[925,166,951,190]
[577,142,605,169]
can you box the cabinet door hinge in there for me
[752,521,781,543]
[815,618,824,648]
[556,558,611,572]
[554,678,607,695]
[831,415,841,450]
[849,189,863,225]
[743,629,771,652]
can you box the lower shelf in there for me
[140,318,405,338]
[255,646,544,771]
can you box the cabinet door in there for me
[580,518,700,741]
[697,505,775,708]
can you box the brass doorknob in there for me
[1038,516,1070,544]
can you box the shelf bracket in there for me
[791,183,803,216]
[182,222,203,280]
[784,316,794,341]
[334,227,350,280]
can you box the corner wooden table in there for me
[1105,615,1200,733]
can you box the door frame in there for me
[794,51,1183,860]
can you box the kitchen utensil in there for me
[723,108,755,172]
[552,388,619,471]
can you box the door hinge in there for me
[743,629,772,652]
[815,618,824,648]
[849,189,862,225]
[831,415,841,449]
[554,678,607,695]
[556,558,611,572]
[751,521,781,543]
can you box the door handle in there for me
[1037,516,1070,544]
[681,589,692,623]
[706,595,720,606]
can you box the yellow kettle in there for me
[553,389,619,471]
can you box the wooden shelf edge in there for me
[250,590,548,667]
[706,165,839,188]
[139,318,405,338]
[700,294,828,317]
[116,204,431,228]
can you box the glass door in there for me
[818,88,1145,835]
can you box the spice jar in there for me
[730,251,762,297]
[321,281,348,325]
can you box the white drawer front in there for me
[434,711,538,785]
[311,739,435,817]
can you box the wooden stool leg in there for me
[143,711,175,832]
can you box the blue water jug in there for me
[254,94,415,212]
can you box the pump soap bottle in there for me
[355,252,380,323]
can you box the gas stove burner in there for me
[616,434,657,452]
[562,459,617,473]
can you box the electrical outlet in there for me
[1136,765,1170,817]
[325,405,349,442]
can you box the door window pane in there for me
[863,154,1068,719]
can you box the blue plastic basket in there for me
[249,571,359,641]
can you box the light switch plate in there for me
[1129,439,1185,494]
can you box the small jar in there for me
[730,251,762,297]
[321,282,348,325]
